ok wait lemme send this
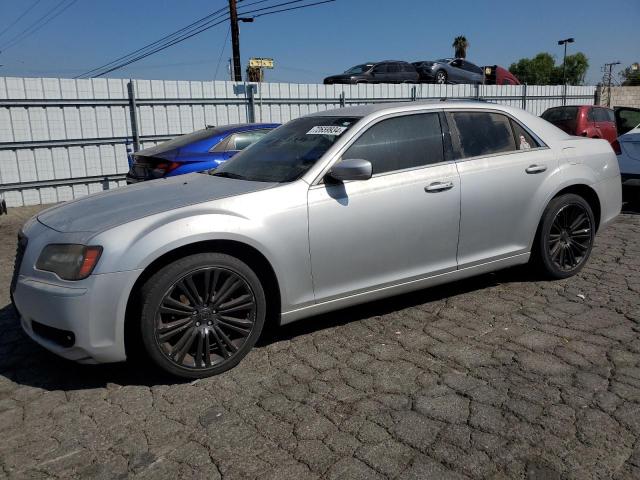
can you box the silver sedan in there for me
[11,101,622,378]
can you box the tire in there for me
[533,193,595,279]
[435,70,448,84]
[138,253,266,379]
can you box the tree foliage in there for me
[619,64,640,86]
[508,52,589,85]
[452,36,468,59]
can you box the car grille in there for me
[10,232,28,295]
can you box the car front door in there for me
[615,107,640,136]
[307,112,461,302]
[449,60,464,83]
[446,110,557,267]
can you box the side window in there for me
[587,108,596,122]
[446,111,516,159]
[502,78,512,85]
[511,119,540,150]
[229,130,268,151]
[595,108,613,123]
[450,59,462,68]
[372,64,388,74]
[606,109,616,122]
[342,113,444,175]
[388,63,401,73]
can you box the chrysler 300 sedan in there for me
[11,101,621,378]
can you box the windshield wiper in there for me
[210,171,248,180]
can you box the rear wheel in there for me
[139,253,266,379]
[533,194,595,279]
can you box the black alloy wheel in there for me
[139,253,266,378]
[547,204,593,271]
[535,193,595,279]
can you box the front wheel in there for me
[435,70,448,84]
[533,194,595,279]
[138,253,266,379]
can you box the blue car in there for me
[126,123,279,183]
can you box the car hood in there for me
[37,173,277,233]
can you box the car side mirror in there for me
[327,159,372,182]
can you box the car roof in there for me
[310,100,504,118]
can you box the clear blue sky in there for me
[0,0,638,85]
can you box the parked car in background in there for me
[126,123,279,183]
[482,65,521,85]
[12,101,621,379]
[615,107,640,201]
[541,105,618,147]
[323,61,419,84]
[412,58,484,84]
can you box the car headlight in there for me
[36,244,103,280]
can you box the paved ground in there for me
[0,204,639,480]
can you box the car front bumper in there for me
[13,268,142,364]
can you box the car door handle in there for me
[525,164,547,174]
[424,181,454,193]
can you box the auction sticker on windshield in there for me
[307,125,348,135]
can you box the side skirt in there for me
[280,252,530,325]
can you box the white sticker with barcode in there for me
[306,125,347,135]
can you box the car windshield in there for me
[344,64,372,74]
[211,116,360,183]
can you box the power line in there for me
[0,0,76,52]
[78,0,337,78]
[250,0,336,18]
[0,0,43,41]
[76,5,230,78]
[214,26,231,80]
[89,16,231,78]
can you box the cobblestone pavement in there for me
[0,204,639,479]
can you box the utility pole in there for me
[228,0,242,82]
[603,61,621,107]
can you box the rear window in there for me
[542,107,578,122]
[446,112,516,159]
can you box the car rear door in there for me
[370,63,389,83]
[446,110,557,267]
[594,108,617,144]
[307,112,460,302]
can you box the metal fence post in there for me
[594,85,601,106]
[411,86,417,101]
[246,84,256,123]
[562,84,567,106]
[127,80,140,152]
[339,91,345,107]
[474,83,480,100]
[522,84,527,110]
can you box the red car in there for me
[482,65,521,85]
[541,105,619,151]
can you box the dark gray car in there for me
[413,58,485,85]
[323,61,419,84]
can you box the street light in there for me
[558,37,575,86]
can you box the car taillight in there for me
[611,140,621,155]
[152,161,181,176]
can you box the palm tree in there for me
[452,36,468,59]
